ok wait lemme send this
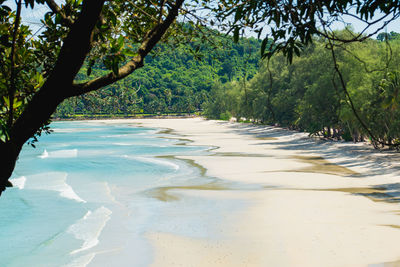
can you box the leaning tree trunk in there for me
[0,0,106,196]
[0,142,22,195]
[0,89,64,196]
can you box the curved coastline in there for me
[8,118,400,267]
[72,120,240,267]
[124,117,400,267]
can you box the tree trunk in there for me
[0,0,106,196]
[0,142,22,195]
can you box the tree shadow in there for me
[218,121,400,179]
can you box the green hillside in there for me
[54,36,260,117]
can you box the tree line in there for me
[54,36,261,117]
[204,31,400,149]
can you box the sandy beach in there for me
[100,117,400,267]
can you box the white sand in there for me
[98,118,400,266]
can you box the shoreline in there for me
[120,117,400,267]
[73,117,400,266]
[52,114,199,121]
[56,115,399,153]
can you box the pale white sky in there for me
[7,1,400,39]
[332,11,400,35]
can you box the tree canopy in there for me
[204,31,400,148]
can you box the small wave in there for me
[39,149,49,159]
[112,142,167,147]
[136,130,158,135]
[59,185,86,203]
[100,134,128,138]
[52,128,82,133]
[38,149,78,159]
[112,142,132,146]
[125,156,180,170]
[67,206,112,255]
[63,253,95,267]
[9,176,26,189]
[53,128,98,133]
[24,172,85,202]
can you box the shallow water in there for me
[0,121,229,267]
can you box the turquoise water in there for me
[0,121,221,267]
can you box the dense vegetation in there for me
[54,37,261,117]
[204,31,400,148]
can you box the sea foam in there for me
[52,128,98,133]
[67,206,112,255]
[39,149,49,159]
[38,149,78,158]
[63,253,95,267]
[124,155,180,170]
[112,142,133,146]
[136,130,158,135]
[9,176,26,189]
[24,172,85,202]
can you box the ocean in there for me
[0,121,223,267]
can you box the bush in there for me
[220,111,232,121]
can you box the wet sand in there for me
[102,118,400,266]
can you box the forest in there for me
[204,31,400,149]
[56,29,400,149]
[54,35,261,117]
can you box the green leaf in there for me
[109,11,117,26]
[3,96,9,107]
[34,72,44,89]
[25,0,34,8]
[260,36,268,57]
[13,98,22,109]
[55,13,61,24]
[111,59,119,75]
[117,36,124,50]
[122,49,137,57]
[0,120,9,142]
[87,59,95,76]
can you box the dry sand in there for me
[105,117,400,266]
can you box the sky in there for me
[7,1,400,39]
[332,11,400,36]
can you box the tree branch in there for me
[159,0,166,23]
[127,0,159,23]
[315,11,400,44]
[69,0,185,97]
[44,0,74,27]
[335,41,392,74]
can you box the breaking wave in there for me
[9,176,26,189]
[38,149,78,159]
[24,172,85,202]
[67,206,112,255]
